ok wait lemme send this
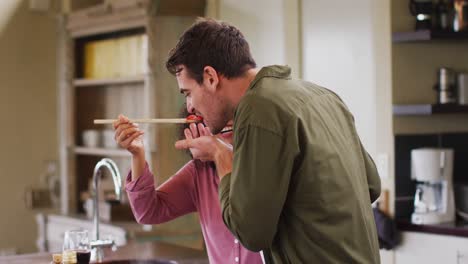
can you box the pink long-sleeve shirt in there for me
[125,160,263,264]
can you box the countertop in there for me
[0,240,208,264]
[397,219,468,238]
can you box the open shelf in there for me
[74,76,145,87]
[393,104,468,115]
[392,30,468,43]
[74,146,131,157]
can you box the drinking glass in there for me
[63,229,91,264]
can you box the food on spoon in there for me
[187,114,203,122]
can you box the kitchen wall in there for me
[0,0,58,253]
[392,0,468,134]
[301,0,394,192]
[301,0,394,262]
[302,0,391,156]
[215,0,301,77]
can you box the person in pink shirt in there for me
[113,114,263,264]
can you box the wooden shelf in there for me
[392,30,468,43]
[393,104,468,115]
[58,6,201,217]
[74,146,131,157]
[74,76,145,87]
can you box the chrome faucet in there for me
[90,158,122,262]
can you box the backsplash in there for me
[395,133,468,220]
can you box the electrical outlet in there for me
[376,153,389,179]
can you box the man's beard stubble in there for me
[209,101,234,135]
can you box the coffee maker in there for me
[411,148,455,225]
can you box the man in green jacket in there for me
[168,18,381,263]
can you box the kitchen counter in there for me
[397,219,468,238]
[0,240,208,264]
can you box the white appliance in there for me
[411,148,455,225]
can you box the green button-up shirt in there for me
[219,65,381,263]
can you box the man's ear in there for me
[202,66,219,92]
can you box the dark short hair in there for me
[166,18,256,84]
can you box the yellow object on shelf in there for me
[83,41,95,79]
[117,36,128,77]
[139,34,148,75]
[83,34,148,80]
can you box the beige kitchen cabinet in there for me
[395,232,468,264]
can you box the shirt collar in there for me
[248,65,292,90]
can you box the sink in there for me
[101,260,177,264]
